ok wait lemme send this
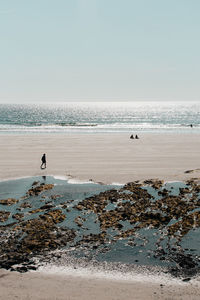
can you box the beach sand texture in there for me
[1,133,200,299]
[0,269,200,300]
[0,133,200,183]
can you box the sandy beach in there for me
[0,269,200,300]
[1,132,200,299]
[0,133,200,184]
[1,0,200,296]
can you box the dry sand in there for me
[0,269,200,300]
[0,133,200,184]
[1,132,200,299]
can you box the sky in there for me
[0,0,200,103]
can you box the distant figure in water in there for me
[41,153,46,169]
[130,134,134,139]
[190,124,193,128]
[135,135,139,139]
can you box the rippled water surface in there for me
[0,102,199,133]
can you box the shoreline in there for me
[0,174,197,186]
[0,129,200,135]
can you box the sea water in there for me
[0,101,199,134]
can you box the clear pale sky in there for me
[0,0,200,103]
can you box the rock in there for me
[182,277,191,282]
[75,204,85,211]
[0,207,75,271]
[20,202,32,209]
[158,188,168,196]
[179,187,190,194]
[0,211,10,222]
[143,179,164,189]
[32,181,40,186]
[40,204,55,210]
[74,216,85,227]
[184,170,194,174]
[51,194,62,200]
[39,209,66,224]
[20,202,32,208]
[28,208,43,214]
[61,204,68,209]
[26,184,54,197]
[0,198,18,206]
[13,213,24,221]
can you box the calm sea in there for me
[0,101,199,134]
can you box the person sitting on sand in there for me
[130,134,134,139]
[135,135,139,139]
[41,153,46,169]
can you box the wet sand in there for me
[0,133,200,184]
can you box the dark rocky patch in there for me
[0,211,10,222]
[0,209,75,271]
[0,198,18,205]
[12,213,24,221]
[20,202,32,209]
[51,194,62,200]
[26,183,54,197]
[1,177,200,278]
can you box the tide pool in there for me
[0,176,200,279]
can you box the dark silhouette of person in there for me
[190,124,193,128]
[130,134,134,139]
[41,153,46,169]
[135,135,139,139]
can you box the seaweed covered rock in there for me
[12,213,24,221]
[1,177,200,277]
[0,209,75,271]
[26,183,54,197]
[143,179,164,189]
[0,211,10,222]
[20,202,32,209]
[39,209,66,224]
[0,198,18,206]
[74,216,85,227]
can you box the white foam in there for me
[0,175,119,186]
[165,180,183,183]
[37,264,198,286]
[51,175,69,181]
[52,175,99,185]
[111,182,124,186]
[67,178,97,185]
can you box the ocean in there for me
[0,101,199,134]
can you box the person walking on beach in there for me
[41,153,46,169]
